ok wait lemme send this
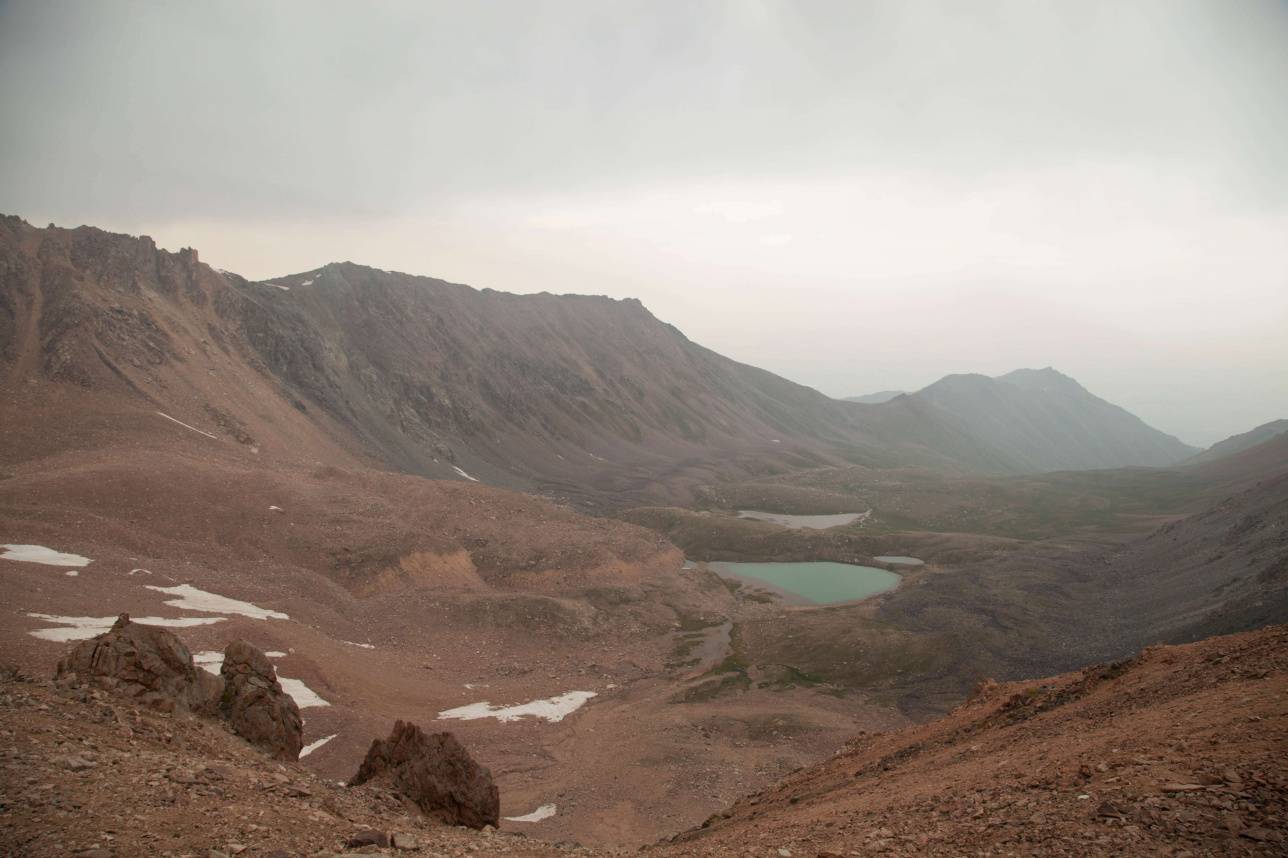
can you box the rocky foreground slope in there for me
[2,625,1284,856]
[679,624,1287,856]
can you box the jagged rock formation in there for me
[349,720,500,829]
[218,640,303,761]
[55,618,303,760]
[54,614,221,714]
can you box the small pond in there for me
[737,510,868,529]
[873,555,925,566]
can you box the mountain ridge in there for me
[905,366,1197,472]
[1187,418,1288,466]
[1,215,1197,506]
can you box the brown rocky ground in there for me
[2,626,1284,857]
[0,666,590,857]
[0,439,905,848]
[673,624,1288,857]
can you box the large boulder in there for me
[219,640,303,761]
[349,720,499,829]
[55,614,221,714]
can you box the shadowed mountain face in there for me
[1187,419,1288,466]
[1,217,1195,506]
[904,367,1198,472]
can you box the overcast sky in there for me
[3,1,1286,445]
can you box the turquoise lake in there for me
[710,561,900,605]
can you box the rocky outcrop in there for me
[55,614,221,714]
[219,640,303,761]
[55,617,302,760]
[349,720,499,829]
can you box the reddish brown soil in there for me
[0,440,905,847]
[0,670,580,857]
[2,626,1283,857]
[667,625,1288,856]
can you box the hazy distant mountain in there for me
[1186,419,1288,466]
[843,389,906,404]
[905,367,1198,472]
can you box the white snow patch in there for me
[1,544,92,567]
[129,568,152,576]
[341,640,375,649]
[145,584,288,620]
[156,411,219,441]
[193,650,225,675]
[299,279,314,287]
[263,281,290,291]
[505,803,557,823]
[438,691,596,724]
[193,649,286,675]
[64,569,79,577]
[27,613,225,642]
[452,465,479,482]
[269,505,283,512]
[299,733,337,758]
[279,676,330,709]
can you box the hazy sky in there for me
[3,1,1286,445]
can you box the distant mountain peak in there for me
[904,366,1196,471]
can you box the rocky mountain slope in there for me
[676,624,1288,856]
[2,216,1199,510]
[1188,419,1288,466]
[858,459,1288,708]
